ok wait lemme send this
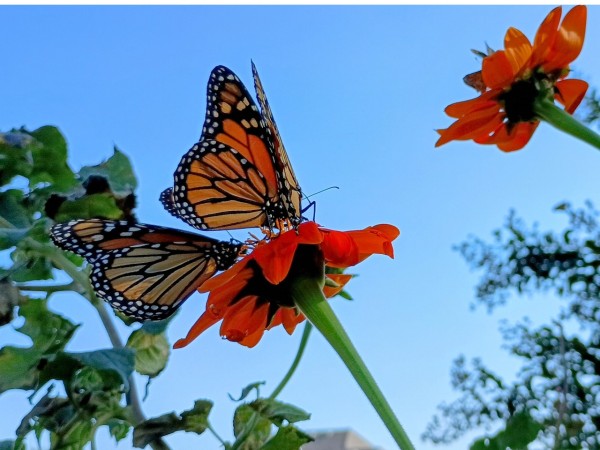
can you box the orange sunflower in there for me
[436,5,588,152]
[173,221,399,348]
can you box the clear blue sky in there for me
[2,5,600,450]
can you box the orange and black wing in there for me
[50,219,240,320]
[165,65,299,231]
[252,62,302,223]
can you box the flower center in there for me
[500,79,539,124]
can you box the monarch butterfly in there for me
[50,219,241,320]
[161,64,302,232]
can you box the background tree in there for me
[423,201,600,449]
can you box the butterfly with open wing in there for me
[50,64,301,321]
[161,63,303,232]
[50,219,241,321]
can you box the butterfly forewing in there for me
[167,64,302,232]
[50,219,241,320]
[252,62,302,223]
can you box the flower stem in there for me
[534,98,600,150]
[269,322,312,400]
[292,278,415,450]
[231,322,313,450]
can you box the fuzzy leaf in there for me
[28,126,77,191]
[258,425,312,450]
[78,148,137,195]
[233,404,272,449]
[127,328,170,378]
[133,400,212,448]
[249,399,310,426]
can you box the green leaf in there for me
[52,193,123,222]
[0,131,33,186]
[0,189,31,228]
[49,417,93,450]
[0,300,77,392]
[133,400,213,448]
[107,419,131,442]
[230,382,265,402]
[249,399,310,426]
[0,279,24,326]
[9,249,54,283]
[258,425,312,450]
[126,328,170,378]
[28,126,77,191]
[17,300,77,353]
[67,348,135,391]
[133,412,180,448]
[233,404,271,449]
[180,400,212,434]
[78,148,137,195]
[139,316,175,335]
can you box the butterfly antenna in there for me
[303,186,340,200]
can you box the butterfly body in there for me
[50,219,241,320]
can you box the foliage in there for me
[424,202,600,449]
[0,126,312,450]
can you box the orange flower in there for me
[173,221,399,348]
[436,5,588,152]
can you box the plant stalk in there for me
[293,277,415,450]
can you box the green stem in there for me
[17,282,76,293]
[207,422,227,447]
[534,98,600,150]
[0,215,15,228]
[230,322,313,450]
[293,278,415,450]
[269,322,312,400]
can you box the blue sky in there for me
[2,5,600,450]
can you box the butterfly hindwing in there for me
[50,219,240,320]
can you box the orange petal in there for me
[221,296,268,344]
[444,90,499,118]
[323,273,353,298]
[531,6,562,67]
[369,224,400,241]
[498,122,539,152]
[321,230,359,267]
[279,307,303,335]
[343,225,399,265]
[253,231,299,285]
[173,310,221,349]
[544,5,586,72]
[504,27,532,76]
[482,51,516,89]
[239,326,267,348]
[200,258,249,292]
[297,221,325,244]
[204,268,253,312]
[555,78,588,113]
[436,104,504,147]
